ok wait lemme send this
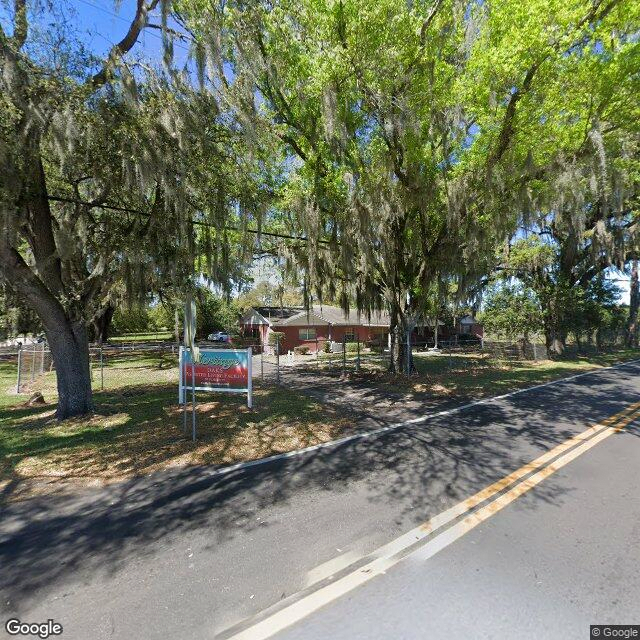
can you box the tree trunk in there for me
[46,319,93,419]
[92,303,115,344]
[387,297,406,373]
[0,242,94,419]
[545,326,566,356]
[388,324,403,373]
[626,260,639,347]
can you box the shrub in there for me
[268,331,285,346]
[323,340,331,353]
[294,345,310,355]
[345,342,359,353]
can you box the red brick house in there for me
[240,305,391,353]
[240,305,482,352]
[456,314,484,338]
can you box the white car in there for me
[207,332,230,342]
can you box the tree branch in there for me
[12,0,27,49]
[89,0,161,90]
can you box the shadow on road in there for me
[1,363,638,615]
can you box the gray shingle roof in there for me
[272,305,391,327]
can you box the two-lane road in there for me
[2,361,639,640]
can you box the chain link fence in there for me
[252,335,557,383]
[6,332,632,401]
[12,344,181,398]
[15,344,54,393]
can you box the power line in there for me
[47,194,334,245]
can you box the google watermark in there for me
[5,618,63,639]
[591,626,640,638]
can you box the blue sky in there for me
[70,0,191,62]
[0,0,190,68]
[0,1,633,304]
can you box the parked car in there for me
[207,332,230,342]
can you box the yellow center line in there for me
[222,401,640,640]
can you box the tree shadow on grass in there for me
[0,383,350,503]
[0,362,639,618]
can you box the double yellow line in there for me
[223,401,640,640]
[446,400,640,526]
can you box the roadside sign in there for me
[179,346,253,408]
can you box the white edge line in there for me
[223,419,628,640]
[204,357,640,480]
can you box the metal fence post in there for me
[356,337,360,372]
[16,345,22,394]
[406,330,411,376]
[30,346,35,382]
[342,335,346,372]
[276,337,280,385]
[100,345,104,390]
[260,346,264,382]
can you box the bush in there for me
[323,340,331,353]
[268,331,285,346]
[294,345,310,355]
[345,342,359,353]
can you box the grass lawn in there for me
[0,356,350,502]
[392,348,640,396]
[1,347,638,502]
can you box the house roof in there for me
[272,305,391,328]
[241,305,449,329]
[241,306,302,325]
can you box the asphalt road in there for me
[1,360,640,640]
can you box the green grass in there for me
[0,360,19,409]
[2,346,638,501]
[0,358,351,501]
[401,348,640,397]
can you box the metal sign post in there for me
[247,347,253,409]
[180,347,188,434]
[191,354,196,442]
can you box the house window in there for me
[460,324,471,334]
[298,328,316,340]
[344,331,356,342]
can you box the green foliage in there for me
[111,306,154,335]
[195,288,240,336]
[237,280,303,311]
[268,331,285,346]
[480,284,543,342]
[180,0,639,371]
[0,285,42,338]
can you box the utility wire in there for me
[47,194,334,245]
